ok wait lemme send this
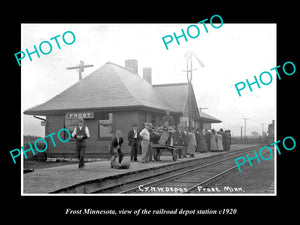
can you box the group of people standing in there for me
[173,125,231,158]
[71,112,231,169]
[110,122,155,166]
[110,123,232,167]
[109,122,232,168]
[195,128,232,153]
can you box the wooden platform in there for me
[23,144,255,194]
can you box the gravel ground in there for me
[201,151,275,194]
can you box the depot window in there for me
[64,116,79,140]
[98,112,113,138]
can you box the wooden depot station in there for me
[24,59,221,158]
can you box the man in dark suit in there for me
[72,117,90,169]
[224,130,232,151]
[173,123,187,158]
[128,123,140,162]
[162,109,174,127]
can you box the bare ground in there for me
[204,152,275,194]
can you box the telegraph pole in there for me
[182,52,196,128]
[241,126,243,140]
[182,51,204,129]
[67,60,94,81]
[241,117,248,138]
[261,123,265,136]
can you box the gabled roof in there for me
[24,62,172,115]
[199,111,222,123]
[153,83,188,112]
[153,83,221,123]
[24,61,221,123]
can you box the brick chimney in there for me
[143,67,152,85]
[125,59,138,74]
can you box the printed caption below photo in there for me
[65,208,237,216]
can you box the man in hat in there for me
[72,117,90,168]
[224,130,232,152]
[173,123,187,158]
[128,123,140,162]
[162,109,174,127]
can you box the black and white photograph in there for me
[3,3,299,220]
[20,23,277,195]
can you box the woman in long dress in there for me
[216,131,224,151]
[210,129,218,151]
[195,128,200,152]
[205,130,211,151]
[186,129,196,157]
[197,129,208,153]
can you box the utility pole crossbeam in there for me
[199,107,208,112]
[67,60,94,81]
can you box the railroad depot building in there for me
[24,59,221,158]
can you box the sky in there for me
[21,23,276,137]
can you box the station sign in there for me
[66,112,94,119]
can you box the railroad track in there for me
[94,144,266,194]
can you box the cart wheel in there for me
[154,150,158,161]
[154,149,161,161]
[157,149,162,161]
[172,150,177,161]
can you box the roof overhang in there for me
[24,105,178,116]
[195,117,222,123]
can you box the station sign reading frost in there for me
[66,112,94,119]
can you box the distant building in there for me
[24,60,221,158]
[268,120,275,139]
[251,131,259,137]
